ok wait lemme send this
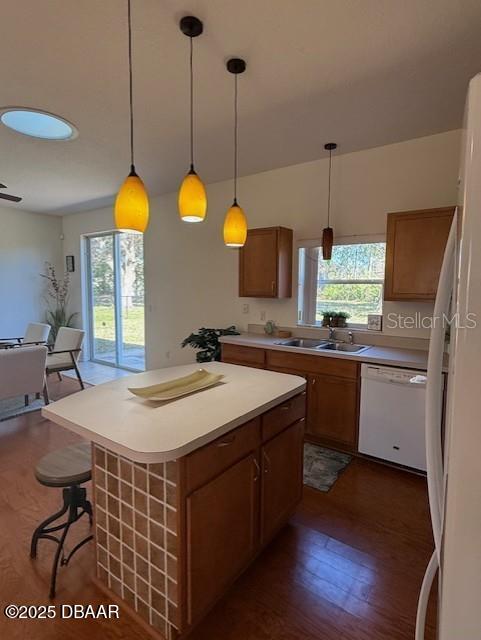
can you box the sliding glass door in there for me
[86,231,145,371]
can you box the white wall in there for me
[0,206,63,336]
[61,129,461,369]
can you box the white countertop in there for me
[42,362,306,463]
[220,333,435,370]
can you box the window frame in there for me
[297,235,386,328]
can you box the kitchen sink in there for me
[274,338,328,349]
[317,342,370,353]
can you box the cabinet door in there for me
[306,374,358,450]
[239,228,279,297]
[384,207,454,301]
[261,420,304,544]
[186,453,259,624]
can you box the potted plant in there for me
[329,312,339,327]
[337,312,350,328]
[181,326,240,363]
[321,311,333,327]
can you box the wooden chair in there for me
[46,327,85,390]
[30,442,93,598]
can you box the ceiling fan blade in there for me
[0,193,22,202]
[0,183,6,189]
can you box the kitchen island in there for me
[43,362,306,639]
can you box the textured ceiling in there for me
[1,0,481,214]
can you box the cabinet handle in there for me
[311,378,316,385]
[216,435,236,447]
[263,450,270,474]
[271,281,275,294]
[280,404,291,411]
[253,458,260,481]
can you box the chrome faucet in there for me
[348,331,354,345]
[328,326,336,341]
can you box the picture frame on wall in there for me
[66,255,75,273]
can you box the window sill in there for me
[296,322,382,333]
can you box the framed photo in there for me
[367,314,382,331]
[66,255,75,273]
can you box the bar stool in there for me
[30,442,93,598]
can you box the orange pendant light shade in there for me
[224,58,247,248]
[223,200,247,248]
[114,0,149,233]
[178,17,207,223]
[178,168,207,222]
[114,167,149,233]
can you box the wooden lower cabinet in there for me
[180,393,305,634]
[306,373,358,450]
[222,342,361,450]
[186,453,259,624]
[261,419,305,543]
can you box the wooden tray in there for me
[128,369,224,401]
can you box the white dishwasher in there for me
[359,363,434,471]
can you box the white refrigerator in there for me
[416,73,481,639]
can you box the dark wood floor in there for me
[0,377,436,639]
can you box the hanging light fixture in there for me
[178,16,207,223]
[223,58,248,248]
[114,0,149,233]
[321,142,337,260]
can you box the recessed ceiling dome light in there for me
[0,108,77,140]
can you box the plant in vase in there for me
[181,326,240,363]
[337,312,350,328]
[329,312,340,327]
[321,311,333,327]
[40,262,78,342]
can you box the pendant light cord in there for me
[127,0,134,171]
[233,73,238,203]
[189,36,195,170]
[327,147,332,227]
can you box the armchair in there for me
[46,327,85,390]
[0,322,51,348]
[0,346,49,406]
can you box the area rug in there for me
[0,396,45,422]
[303,443,352,492]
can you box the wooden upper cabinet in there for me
[384,207,455,301]
[239,227,293,298]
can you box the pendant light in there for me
[223,58,248,248]
[178,16,207,223]
[321,142,337,260]
[114,0,149,233]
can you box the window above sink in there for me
[298,237,386,328]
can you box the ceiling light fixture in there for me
[321,142,337,260]
[114,0,149,234]
[0,108,77,140]
[178,16,207,223]
[223,58,248,248]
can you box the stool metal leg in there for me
[30,498,69,559]
[49,520,72,599]
[31,484,93,598]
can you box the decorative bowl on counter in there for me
[128,369,224,401]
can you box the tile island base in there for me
[92,399,306,637]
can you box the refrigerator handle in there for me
[425,211,456,557]
[416,213,457,640]
[415,551,439,640]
